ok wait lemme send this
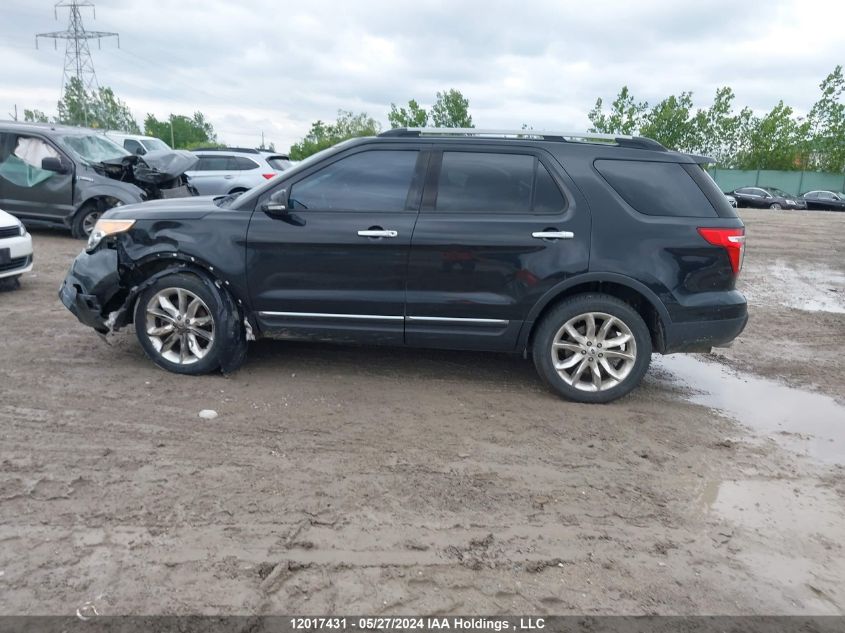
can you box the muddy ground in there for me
[1,209,844,616]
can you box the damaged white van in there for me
[0,121,198,238]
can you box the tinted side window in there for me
[195,155,229,171]
[229,156,257,170]
[124,139,143,154]
[436,152,533,212]
[289,150,418,212]
[534,162,565,212]
[595,159,717,218]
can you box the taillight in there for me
[262,173,276,180]
[697,227,746,275]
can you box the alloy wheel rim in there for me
[551,312,637,392]
[82,211,100,236]
[145,287,214,365]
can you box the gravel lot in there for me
[1,209,844,615]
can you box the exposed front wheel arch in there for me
[133,271,248,375]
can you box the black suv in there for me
[60,128,747,403]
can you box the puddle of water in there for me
[653,354,845,464]
[743,260,845,314]
[702,478,845,614]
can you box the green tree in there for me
[55,77,139,131]
[23,109,49,123]
[388,98,429,128]
[430,89,473,127]
[806,65,845,172]
[640,92,697,152]
[588,86,647,135]
[289,110,381,160]
[734,102,803,170]
[144,112,217,149]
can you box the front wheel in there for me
[532,294,652,404]
[71,203,101,239]
[133,272,243,375]
[769,203,782,210]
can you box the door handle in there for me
[532,230,574,240]
[358,229,398,238]
[224,175,234,179]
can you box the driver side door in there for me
[0,132,74,222]
[246,144,427,344]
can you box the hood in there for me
[102,195,220,221]
[100,149,199,184]
[0,208,23,228]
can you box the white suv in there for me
[104,132,172,156]
[186,148,292,195]
[0,208,33,289]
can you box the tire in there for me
[133,272,238,375]
[71,202,101,239]
[769,203,782,210]
[532,293,652,404]
[228,187,248,195]
[0,275,21,291]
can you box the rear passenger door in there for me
[405,147,590,351]
[187,155,230,195]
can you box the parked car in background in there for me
[0,207,32,290]
[61,128,747,404]
[801,190,845,211]
[729,186,805,210]
[105,132,172,156]
[0,121,198,237]
[186,148,292,195]
[725,193,737,208]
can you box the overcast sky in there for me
[1,0,842,150]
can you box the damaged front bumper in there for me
[59,248,123,334]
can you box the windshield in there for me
[141,138,170,152]
[837,192,845,200]
[61,134,129,163]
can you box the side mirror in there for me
[41,156,68,174]
[262,188,289,216]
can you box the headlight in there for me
[87,219,136,251]
[19,223,26,237]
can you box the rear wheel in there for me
[769,202,782,210]
[134,273,236,375]
[532,294,652,403]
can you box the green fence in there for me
[708,168,845,195]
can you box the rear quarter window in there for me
[594,159,719,218]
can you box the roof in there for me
[0,120,102,136]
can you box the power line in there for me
[35,1,119,125]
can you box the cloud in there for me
[1,0,842,149]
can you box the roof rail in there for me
[378,127,666,151]
[189,147,261,154]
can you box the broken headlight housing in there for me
[87,219,136,252]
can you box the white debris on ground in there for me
[742,259,845,314]
[198,409,218,420]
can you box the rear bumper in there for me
[663,310,748,353]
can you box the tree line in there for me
[22,77,219,150]
[17,66,844,169]
[588,65,845,172]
